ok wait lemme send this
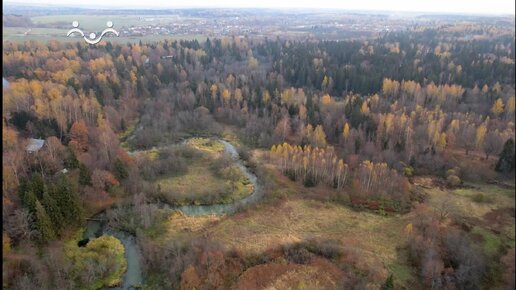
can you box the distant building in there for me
[26,138,45,153]
[3,78,9,90]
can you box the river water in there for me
[84,138,262,289]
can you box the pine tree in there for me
[53,175,84,226]
[30,174,46,199]
[495,139,515,173]
[382,274,394,290]
[20,189,38,215]
[114,158,129,180]
[35,200,56,243]
[41,190,64,234]
[79,163,92,185]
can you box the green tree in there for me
[64,147,80,169]
[382,274,394,290]
[20,188,38,215]
[79,163,92,186]
[495,139,515,173]
[113,158,129,180]
[35,200,56,243]
[41,190,64,234]
[30,174,46,199]
[53,175,84,226]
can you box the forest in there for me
[2,20,515,290]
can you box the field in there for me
[147,148,516,289]
[149,138,253,206]
[3,14,207,43]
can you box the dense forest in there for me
[2,22,515,290]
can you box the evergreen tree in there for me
[53,175,84,226]
[35,200,56,243]
[79,163,92,186]
[495,138,515,173]
[382,274,394,290]
[41,190,64,235]
[30,174,46,199]
[64,147,80,169]
[20,189,38,215]
[113,158,129,180]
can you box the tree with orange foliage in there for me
[69,120,89,152]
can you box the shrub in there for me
[303,174,317,187]
[403,166,414,177]
[283,244,312,264]
[471,193,492,203]
[447,175,461,187]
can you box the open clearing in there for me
[150,138,253,206]
[152,151,515,289]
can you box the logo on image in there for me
[67,21,119,44]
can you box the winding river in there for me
[84,138,262,289]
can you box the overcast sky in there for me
[5,0,516,15]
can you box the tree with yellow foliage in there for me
[475,124,487,150]
[321,94,332,105]
[436,132,447,152]
[491,98,504,117]
[342,123,350,140]
[360,101,370,114]
[221,89,231,105]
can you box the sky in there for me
[4,0,516,15]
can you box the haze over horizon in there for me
[4,0,516,15]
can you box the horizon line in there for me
[3,1,515,16]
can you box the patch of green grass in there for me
[387,262,417,289]
[471,226,504,258]
[186,137,225,153]
[119,118,139,146]
[156,162,252,205]
[470,193,494,203]
[150,139,253,205]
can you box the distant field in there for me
[3,32,207,44]
[3,14,207,44]
[30,14,201,28]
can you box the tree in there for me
[53,175,84,226]
[79,163,92,186]
[313,125,327,147]
[436,132,446,152]
[19,184,38,215]
[35,200,56,243]
[3,232,11,256]
[69,120,89,152]
[458,124,476,155]
[113,158,129,180]
[475,124,487,150]
[342,123,350,140]
[483,130,503,160]
[382,274,394,290]
[495,139,515,173]
[491,98,504,117]
[41,190,64,234]
[506,96,515,119]
[4,208,36,243]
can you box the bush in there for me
[303,174,317,187]
[446,169,456,177]
[471,193,492,203]
[403,166,414,177]
[447,175,461,187]
[237,145,251,162]
[285,169,297,181]
[283,244,312,264]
